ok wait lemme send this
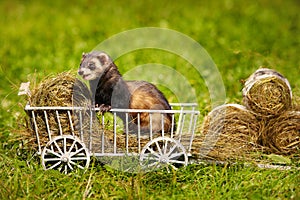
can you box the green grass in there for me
[1,0,299,199]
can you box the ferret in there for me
[78,51,173,134]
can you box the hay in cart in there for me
[26,71,94,148]
[29,71,91,107]
[93,105,199,154]
[242,68,292,118]
[194,104,265,161]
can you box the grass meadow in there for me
[0,0,299,199]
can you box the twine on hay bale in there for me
[194,104,264,161]
[242,68,292,118]
[261,111,300,156]
[26,71,94,148]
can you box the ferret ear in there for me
[97,53,111,66]
[80,52,87,64]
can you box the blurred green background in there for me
[1,0,299,114]
[0,0,299,199]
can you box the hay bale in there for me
[242,68,292,118]
[261,111,300,156]
[29,71,91,107]
[27,72,93,148]
[196,104,264,161]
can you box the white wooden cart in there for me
[25,103,200,173]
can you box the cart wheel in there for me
[41,135,90,174]
[140,137,188,172]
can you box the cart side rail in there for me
[25,103,200,156]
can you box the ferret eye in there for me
[88,63,96,70]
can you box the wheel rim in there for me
[41,135,90,174]
[140,137,188,172]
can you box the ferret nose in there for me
[78,70,83,76]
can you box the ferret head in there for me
[78,51,113,80]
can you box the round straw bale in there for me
[27,72,93,147]
[261,111,300,156]
[197,104,263,161]
[30,71,91,107]
[242,68,292,118]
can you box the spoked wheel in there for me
[140,137,188,172]
[41,135,90,174]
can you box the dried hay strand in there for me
[292,92,300,111]
[196,104,264,161]
[242,68,292,118]
[292,102,300,112]
[261,111,300,156]
[26,71,93,148]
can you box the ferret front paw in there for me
[98,104,111,113]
